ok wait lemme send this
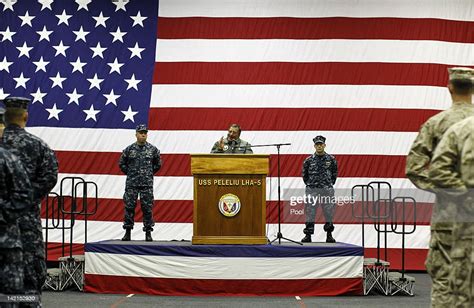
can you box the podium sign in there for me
[191,154,269,244]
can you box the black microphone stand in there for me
[249,143,302,245]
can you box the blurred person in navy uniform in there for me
[1,97,58,306]
[0,145,32,307]
[0,107,5,137]
[119,124,161,242]
[301,135,338,243]
[211,124,253,154]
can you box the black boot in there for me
[326,232,336,243]
[301,234,312,243]
[122,229,131,241]
[145,231,153,242]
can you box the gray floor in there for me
[42,272,432,308]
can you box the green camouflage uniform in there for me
[429,116,474,308]
[211,138,253,154]
[406,98,474,306]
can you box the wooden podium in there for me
[191,154,269,245]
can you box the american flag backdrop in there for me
[1,0,473,270]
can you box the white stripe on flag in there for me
[151,84,450,110]
[155,39,474,65]
[29,128,418,155]
[158,0,474,21]
[85,253,363,279]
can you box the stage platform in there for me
[84,240,363,296]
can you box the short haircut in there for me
[229,124,241,135]
[450,79,473,95]
[4,108,26,125]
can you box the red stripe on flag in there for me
[41,198,433,225]
[55,152,409,178]
[84,275,363,296]
[153,62,453,86]
[158,17,474,42]
[149,107,438,131]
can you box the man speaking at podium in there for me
[211,124,253,154]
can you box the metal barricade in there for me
[43,176,98,291]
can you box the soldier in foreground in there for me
[0,130,32,307]
[301,135,338,243]
[2,97,58,307]
[405,67,474,307]
[211,124,253,154]
[119,124,161,242]
[429,116,474,308]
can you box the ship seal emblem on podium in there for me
[218,193,241,217]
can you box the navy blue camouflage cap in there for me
[313,135,326,144]
[2,96,30,109]
[136,124,148,132]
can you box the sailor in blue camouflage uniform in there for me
[0,145,32,307]
[119,124,161,242]
[1,97,58,307]
[301,135,338,243]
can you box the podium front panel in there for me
[191,154,269,244]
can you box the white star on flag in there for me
[53,41,70,57]
[13,72,29,89]
[0,26,15,42]
[66,88,83,105]
[90,42,106,58]
[0,56,13,72]
[113,0,129,12]
[56,10,72,26]
[73,26,89,42]
[33,56,49,72]
[70,57,87,73]
[0,88,10,100]
[87,73,104,90]
[37,26,53,41]
[31,88,47,104]
[130,12,147,27]
[128,42,144,59]
[45,103,62,120]
[107,58,124,74]
[125,74,141,90]
[103,89,120,106]
[16,42,33,58]
[121,105,138,122]
[75,0,92,11]
[2,0,17,11]
[38,0,53,11]
[93,12,109,28]
[50,72,66,89]
[19,11,35,27]
[83,105,101,121]
[110,27,126,43]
